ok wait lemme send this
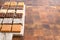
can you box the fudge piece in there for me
[7,9,15,13]
[0,9,7,18]
[17,2,24,9]
[3,2,10,8]
[15,10,23,18]
[13,18,22,24]
[1,25,12,32]
[3,18,13,24]
[0,9,7,13]
[10,2,17,7]
[12,24,21,32]
[5,9,15,18]
[5,13,14,18]
[18,2,24,7]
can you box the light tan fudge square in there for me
[10,2,17,6]
[18,2,24,7]
[12,25,21,32]
[4,2,10,6]
[1,25,12,32]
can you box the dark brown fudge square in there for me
[5,13,14,18]
[0,13,5,18]
[14,13,23,18]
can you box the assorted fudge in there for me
[0,2,24,33]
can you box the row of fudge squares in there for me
[2,6,23,10]
[0,18,22,25]
[0,9,23,18]
[0,24,21,33]
[2,2,24,9]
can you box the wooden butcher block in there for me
[12,24,21,33]
[1,25,12,32]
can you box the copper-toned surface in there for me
[24,6,60,40]
[12,25,21,32]
[1,25,12,32]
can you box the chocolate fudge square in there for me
[5,13,14,18]
[14,13,23,18]
[0,13,5,18]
